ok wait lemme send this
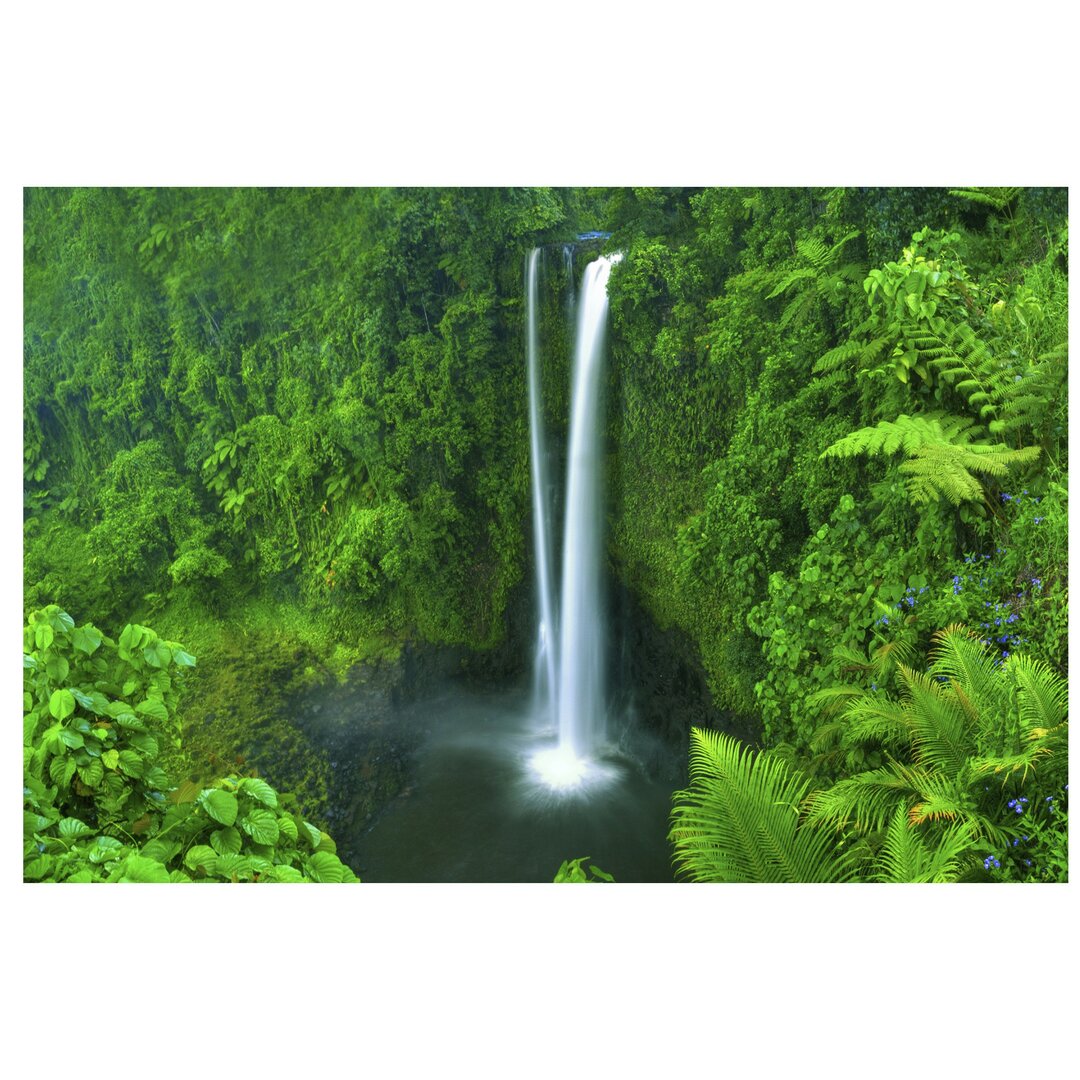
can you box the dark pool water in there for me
[346,687,679,883]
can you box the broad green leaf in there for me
[49,755,76,787]
[213,854,254,880]
[142,641,172,669]
[172,648,197,667]
[71,625,103,655]
[58,728,84,749]
[55,610,75,632]
[49,689,75,721]
[210,827,242,855]
[59,817,94,840]
[184,845,218,873]
[24,856,54,880]
[25,811,54,835]
[198,788,238,827]
[240,777,278,808]
[122,680,139,697]
[114,712,147,730]
[141,838,181,864]
[241,808,280,846]
[77,759,104,788]
[135,698,169,724]
[127,732,159,757]
[35,624,55,651]
[277,815,298,842]
[117,750,145,778]
[45,656,70,682]
[305,851,346,883]
[315,831,337,854]
[143,766,170,790]
[102,749,120,770]
[71,688,95,710]
[266,864,305,882]
[88,835,125,863]
[119,855,171,883]
[301,820,322,849]
[65,870,95,883]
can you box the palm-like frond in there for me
[669,729,857,882]
[872,805,979,883]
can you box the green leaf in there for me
[198,789,239,827]
[88,835,125,863]
[35,624,55,651]
[266,864,305,882]
[101,749,120,770]
[49,689,75,721]
[240,777,278,808]
[141,838,181,864]
[113,712,147,730]
[241,808,280,846]
[119,855,171,883]
[77,759,104,788]
[45,655,70,682]
[24,856,54,880]
[305,850,347,883]
[277,815,298,842]
[71,625,103,655]
[135,698,169,724]
[117,750,145,778]
[301,820,322,849]
[126,732,159,757]
[212,854,255,880]
[142,640,172,669]
[58,817,95,840]
[143,766,170,790]
[49,755,77,787]
[172,648,197,667]
[184,845,219,873]
[58,728,84,749]
[210,827,243,856]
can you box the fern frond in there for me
[873,806,977,882]
[948,187,1022,212]
[670,729,856,882]
[989,344,1068,438]
[804,763,926,834]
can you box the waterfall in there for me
[526,248,558,731]
[556,253,619,759]
[526,248,620,785]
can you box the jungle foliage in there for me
[24,186,1067,882]
[23,606,356,882]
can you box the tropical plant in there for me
[669,728,860,882]
[23,605,358,882]
[804,626,1068,863]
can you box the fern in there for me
[948,187,1022,213]
[989,342,1068,442]
[822,412,1039,505]
[872,806,978,883]
[669,729,858,882]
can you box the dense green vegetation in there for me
[24,187,1067,882]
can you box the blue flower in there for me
[1001,493,1012,502]
[1032,578,1042,588]
[1034,517,1044,525]
[984,855,1001,870]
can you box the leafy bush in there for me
[23,605,358,883]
